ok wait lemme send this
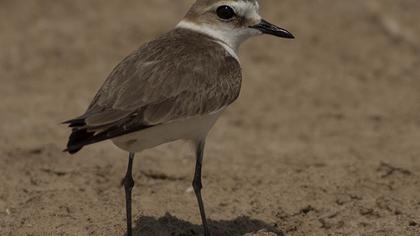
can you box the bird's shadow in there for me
[128,213,284,236]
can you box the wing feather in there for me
[65,29,242,153]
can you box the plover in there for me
[64,0,293,235]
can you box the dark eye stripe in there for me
[216,5,235,20]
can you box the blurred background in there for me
[1,0,419,235]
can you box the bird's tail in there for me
[63,118,94,154]
[65,128,95,154]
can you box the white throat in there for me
[177,20,260,61]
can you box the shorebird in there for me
[64,0,293,235]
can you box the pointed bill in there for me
[250,19,294,39]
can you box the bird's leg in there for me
[123,153,135,236]
[192,141,211,236]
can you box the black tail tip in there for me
[63,147,82,155]
[65,128,94,155]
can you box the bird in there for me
[63,0,294,235]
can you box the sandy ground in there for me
[1,0,420,235]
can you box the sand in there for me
[1,0,419,235]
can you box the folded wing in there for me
[64,29,242,154]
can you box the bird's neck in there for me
[176,20,241,61]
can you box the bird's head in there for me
[178,0,294,53]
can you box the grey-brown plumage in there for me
[63,1,294,235]
[65,28,242,154]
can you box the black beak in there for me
[250,19,294,39]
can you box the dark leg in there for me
[123,153,135,236]
[192,141,211,236]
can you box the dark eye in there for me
[216,5,235,20]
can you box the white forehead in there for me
[212,0,260,17]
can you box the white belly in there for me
[112,112,222,153]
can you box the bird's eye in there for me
[216,5,235,20]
